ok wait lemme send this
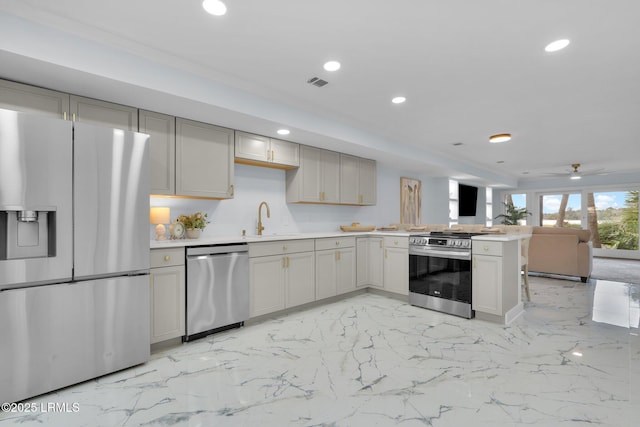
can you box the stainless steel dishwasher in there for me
[185,243,249,341]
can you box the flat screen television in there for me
[458,184,478,216]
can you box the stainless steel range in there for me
[409,232,478,318]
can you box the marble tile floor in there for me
[1,276,638,427]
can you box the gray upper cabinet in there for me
[286,146,339,204]
[339,154,377,205]
[139,110,176,195]
[339,154,360,204]
[70,95,138,131]
[358,157,377,205]
[176,118,234,199]
[0,79,69,119]
[235,131,299,169]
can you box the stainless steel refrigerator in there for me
[0,108,150,403]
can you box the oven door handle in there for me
[410,248,471,261]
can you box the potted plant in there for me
[177,211,210,238]
[494,202,531,225]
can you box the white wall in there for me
[150,164,453,239]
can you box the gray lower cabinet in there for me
[472,239,519,319]
[249,240,315,317]
[383,236,409,295]
[0,79,69,118]
[315,237,356,299]
[356,237,384,288]
[150,248,185,344]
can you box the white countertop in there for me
[471,233,531,242]
[150,230,411,249]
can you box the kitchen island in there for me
[471,233,530,325]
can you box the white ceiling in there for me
[1,0,639,187]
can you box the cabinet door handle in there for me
[282,257,285,268]
[385,249,388,258]
[286,256,290,268]
[63,112,67,121]
[230,184,235,196]
[72,113,77,122]
[164,255,170,261]
[379,240,383,249]
[271,150,275,161]
[394,240,398,245]
[335,241,340,246]
[283,245,288,251]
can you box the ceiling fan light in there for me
[489,133,511,143]
[570,173,582,180]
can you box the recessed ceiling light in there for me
[572,351,583,357]
[489,133,511,143]
[277,129,290,135]
[323,61,341,72]
[391,96,406,104]
[202,0,227,16]
[545,39,570,52]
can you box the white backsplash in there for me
[150,164,454,240]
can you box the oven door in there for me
[409,248,472,304]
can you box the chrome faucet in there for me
[257,201,271,236]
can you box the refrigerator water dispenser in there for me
[0,210,56,260]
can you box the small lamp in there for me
[150,207,170,241]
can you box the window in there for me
[486,188,493,226]
[540,193,581,228]
[449,179,458,226]
[587,190,638,254]
[497,193,528,225]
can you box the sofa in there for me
[528,226,593,282]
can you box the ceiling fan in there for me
[544,163,606,180]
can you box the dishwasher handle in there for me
[186,244,248,257]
